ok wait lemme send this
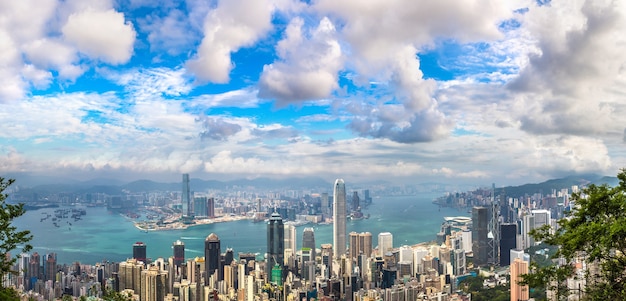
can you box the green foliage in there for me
[0,286,20,301]
[0,177,33,287]
[522,169,626,300]
[102,289,132,301]
[458,275,510,301]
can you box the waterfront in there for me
[13,194,467,265]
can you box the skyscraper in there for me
[267,211,284,278]
[378,232,393,255]
[284,224,297,254]
[205,233,221,285]
[350,232,373,259]
[510,257,529,301]
[499,223,517,266]
[182,173,191,217]
[173,240,185,268]
[133,242,147,264]
[472,206,489,266]
[333,179,347,257]
[302,227,316,260]
[45,253,57,283]
[207,197,215,218]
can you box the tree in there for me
[522,169,626,300]
[0,177,33,286]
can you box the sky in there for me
[1,0,625,187]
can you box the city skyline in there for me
[1,1,626,188]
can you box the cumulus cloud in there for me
[258,17,343,104]
[198,116,243,141]
[509,0,626,136]
[140,9,199,56]
[187,0,275,83]
[62,8,136,64]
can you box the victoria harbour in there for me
[14,193,465,265]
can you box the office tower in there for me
[302,227,316,260]
[500,223,517,266]
[140,265,167,301]
[378,232,393,255]
[522,214,535,249]
[207,197,215,218]
[284,224,297,255]
[194,196,207,217]
[224,248,234,266]
[350,232,373,260]
[487,185,501,266]
[364,189,371,204]
[510,257,529,301]
[119,259,145,292]
[44,253,56,283]
[182,173,191,217]
[333,179,347,257]
[321,192,330,217]
[133,242,147,264]
[173,240,185,268]
[28,252,40,289]
[321,244,333,276]
[472,207,489,266]
[266,211,284,278]
[352,191,360,211]
[205,233,221,285]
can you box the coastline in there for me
[132,214,255,231]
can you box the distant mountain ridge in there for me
[498,174,618,198]
[14,177,333,195]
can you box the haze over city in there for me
[1,0,625,187]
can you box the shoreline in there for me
[132,214,255,231]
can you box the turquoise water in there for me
[13,194,467,265]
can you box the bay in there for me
[13,194,467,265]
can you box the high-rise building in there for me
[182,174,191,217]
[350,232,372,259]
[205,233,221,285]
[45,253,57,283]
[284,224,297,254]
[510,257,529,301]
[321,192,330,217]
[352,191,360,211]
[302,227,316,260]
[140,265,168,301]
[499,223,517,266]
[378,232,393,255]
[207,197,215,218]
[194,196,207,217]
[28,252,40,289]
[333,179,347,257]
[472,207,489,266]
[173,240,185,268]
[267,211,284,279]
[321,243,333,277]
[133,242,147,264]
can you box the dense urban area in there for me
[2,174,617,301]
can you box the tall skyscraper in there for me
[352,191,360,211]
[193,196,207,217]
[140,265,167,301]
[350,232,373,259]
[500,223,517,266]
[133,242,147,264]
[207,197,215,218]
[205,233,221,285]
[284,224,297,254]
[267,211,284,278]
[45,253,57,283]
[378,232,393,255]
[302,227,316,260]
[173,240,185,268]
[510,257,529,301]
[182,173,191,217]
[333,179,347,257]
[472,207,489,266]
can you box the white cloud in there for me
[509,0,626,136]
[62,8,136,64]
[258,17,343,104]
[187,0,276,83]
[105,67,192,99]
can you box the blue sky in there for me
[1,0,625,187]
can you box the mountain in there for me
[499,174,617,198]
